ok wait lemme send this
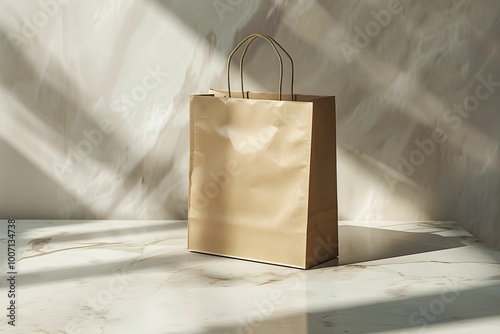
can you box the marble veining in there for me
[1,219,500,333]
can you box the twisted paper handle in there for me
[227,33,294,101]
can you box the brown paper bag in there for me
[188,34,338,269]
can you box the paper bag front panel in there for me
[189,95,314,267]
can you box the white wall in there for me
[0,0,499,248]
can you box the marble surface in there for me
[0,2,499,247]
[1,219,500,333]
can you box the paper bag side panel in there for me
[188,96,197,250]
[306,96,338,268]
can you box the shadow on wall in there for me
[0,137,96,219]
[463,9,500,250]
[0,21,187,219]
[0,24,126,219]
[153,0,466,220]
[155,0,500,248]
[1,0,498,239]
[0,27,130,171]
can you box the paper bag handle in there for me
[240,34,294,101]
[227,34,294,101]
